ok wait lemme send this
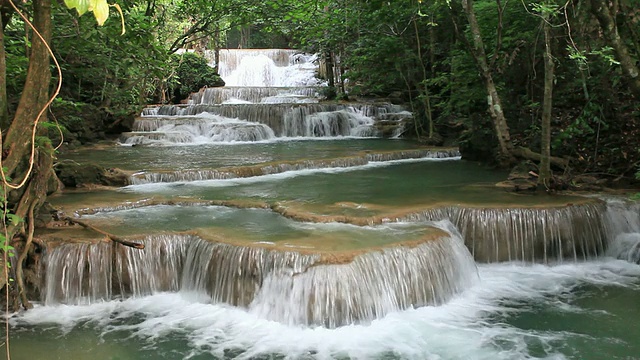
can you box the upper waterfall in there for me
[211,49,324,88]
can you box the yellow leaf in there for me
[64,0,91,16]
[91,0,110,26]
[111,3,126,35]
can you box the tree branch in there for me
[61,216,145,249]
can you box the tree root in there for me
[61,216,145,249]
[15,202,36,310]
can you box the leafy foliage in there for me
[168,52,225,103]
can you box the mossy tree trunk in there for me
[3,0,52,176]
[589,0,640,98]
[0,12,7,130]
[1,0,55,310]
[460,0,515,165]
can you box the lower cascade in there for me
[42,222,478,328]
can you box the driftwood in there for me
[62,216,145,249]
[513,147,569,169]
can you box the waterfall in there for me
[249,223,477,327]
[189,87,320,105]
[42,227,477,327]
[127,104,408,144]
[604,199,640,263]
[400,199,640,263]
[121,115,276,145]
[212,49,322,87]
[283,109,376,137]
[127,49,410,144]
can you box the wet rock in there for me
[55,162,129,188]
[495,179,538,191]
[496,161,539,191]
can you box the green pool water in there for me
[60,138,425,171]
[80,205,444,251]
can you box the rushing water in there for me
[7,257,640,359]
[6,49,640,360]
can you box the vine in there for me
[1,1,123,358]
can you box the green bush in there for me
[169,52,225,103]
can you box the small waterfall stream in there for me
[402,201,611,262]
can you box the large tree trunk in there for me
[590,0,640,98]
[1,0,54,311]
[538,15,554,189]
[460,0,515,164]
[2,0,52,177]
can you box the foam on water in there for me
[121,113,277,145]
[12,256,640,359]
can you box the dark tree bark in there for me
[413,18,435,139]
[0,12,7,130]
[538,15,554,189]
[2,0,52,176]
[460,0,515,164]
[1,0,55,311]
[590,0,640,98]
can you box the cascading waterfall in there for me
[283,109,376,137]
[126,49,410,144]
[42,224,478,327]
[400,200,631,263]
[121,115,276,145]
[604,199,640,263]
[189,87,321,105]
[213,49,322,87]
[249,224,477,327]
[134,103,400,138]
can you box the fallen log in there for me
[512,147,570,169]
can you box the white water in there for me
[126,49,411,145]
[12,256,640,359]
[218,51,323,87]
[121,113,277,145]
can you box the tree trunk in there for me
[1,0,55,311]
[0,12,8,130]
[2,0,52,177]
[590,0,640,98]
[414,18,435,139]
[213,27,220,73]
[324,50,336,99]
[460,0,515,164]
[538,15,554,190]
